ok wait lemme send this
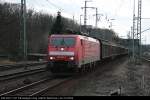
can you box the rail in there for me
[0,68,46,81]
[0,61,47,70]
[141,57,150,62]
[0,78,50,96]
[0,77,72,96]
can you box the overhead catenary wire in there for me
[45,0,63,11]
[32,0,56,12]
[34,0,46,8]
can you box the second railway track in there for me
[0,68,46,81]
[141,57,150,62]
[0,61,47,81]
[0,77,72,96]
[0,61,47,71]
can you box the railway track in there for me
[0,68,46,81]
[0,61,47,71]
[0,56,128,96]
[0,61,48,81]
[0,77,72,96]
[141,57,150,62]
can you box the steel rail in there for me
[0,78,50,96]
[30,78,72,96]
[0,61,47,70]
[141,57,150,62]
[0,78,72,96]
[0,68,46,81]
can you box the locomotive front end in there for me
[47,35,77,73]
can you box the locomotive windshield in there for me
[50,37,75,47]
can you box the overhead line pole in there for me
[132,0,135,61]
[93,8,103,28]
[20,0,27,61]
[81,0,93,30]
[80,15,83,32]
[95,8,98,28]
[84,1,88,27]
[137,0,142,59]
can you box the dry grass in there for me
[0,59,16,65]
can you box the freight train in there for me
[46,34,128,74]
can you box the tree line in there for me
[0,3,79,58]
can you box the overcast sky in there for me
[1,0,150,44]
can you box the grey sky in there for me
[1,0,150,44]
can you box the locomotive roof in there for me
[50,34,99,43]
[49,34,128,49]
[50,34,79,37]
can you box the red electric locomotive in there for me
[47,34,101,74]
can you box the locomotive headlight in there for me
[69,57,74,60]
[60,48,64,51]
[50,57,54,60]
